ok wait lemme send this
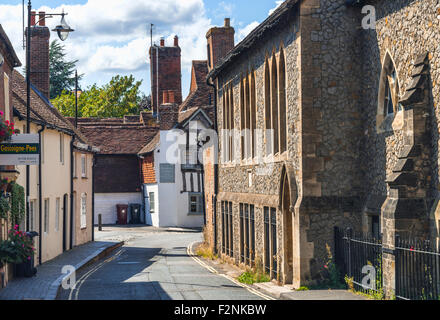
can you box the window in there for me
[81,155,87,178]
[222,84,234,163]
[80,193,87,229]
[271,52,279,155]
[371,215,380,239]
[264,206,278,279]
[278,48,287,154]
[264,48,287,156]
[44,199,49,234]
[221,201,234,257]
[60,133,64,164]
[3,73,10,122]
[149,192,155,213]
[240,203,255,266]
[240,71,256,161]
[29,200,36,231]
[189,193,203,215]
[73,153,77,178]
[55,198,60,232]
[377,52,401,131]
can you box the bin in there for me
[129,204,142,224]
[116,204,128,225]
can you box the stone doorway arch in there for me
[279,163,298,284]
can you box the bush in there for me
[0,225,35,266]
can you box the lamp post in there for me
[25,1,74,231]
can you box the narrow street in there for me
[57,226,265,300]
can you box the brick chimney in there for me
[27,11,50,98]
[149,35,182,117]
[159,102,179,130]
[206,17,235,71]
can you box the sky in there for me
[0,0,283,99]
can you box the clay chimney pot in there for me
[160,37,165,47]
[39,12,45,26]
[224,18,230,27]
[31,11,36,26]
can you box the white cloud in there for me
[237,21,259,42]
[0,0,211,95]
[268,0,284,16]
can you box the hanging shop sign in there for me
[0,134,40,165]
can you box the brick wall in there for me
[94,155,142,193]
[206,19,235,71]
[28,25,50,98]
[142,154,156,184]
[150,42,182,115]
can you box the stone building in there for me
[204,0,440,295]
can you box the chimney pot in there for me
[168,90,175,104]
[31,11,36,26]
[39,12,46,26]
[160,37,165,47]
[162,91,169,104]
[224,18,230,27]
[174,35,179,47]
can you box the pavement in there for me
[57,225,268,300]
[190,242,367,301]
[0,239,122,300]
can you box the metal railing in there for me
[334,227,383,294]
[395,237,440,300]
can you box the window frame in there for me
[44,198,50,234]
[81,154,87,178]
[55,197,60,232]
[188,192,203,215]
[149,192,155,213]
[80,193,87,229]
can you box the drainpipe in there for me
[37,125,45,265]
[92,155,96,241]
[206,75,218,253]
[70,136,75,250]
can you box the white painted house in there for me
[139,106,213,228]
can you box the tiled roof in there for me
[138,132,160,155]
[179,61,213,114]
[77,121,158,155]
[11,70,90,144]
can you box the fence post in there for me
[98,214,102,231]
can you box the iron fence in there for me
[334,227,383,295]
[395,237,440,300]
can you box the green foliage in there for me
[296,286,310,291]
[51,75,144,118]
[10,182,25,225]
[49,40,83,99]
[318,244,347,289]
[0,226,35,266]
[0,196,10,220]
[237,257,271,285]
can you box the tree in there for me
[49,40,82,99]
[51,75,144,118]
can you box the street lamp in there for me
[24,1,74,234]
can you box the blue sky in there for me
[0,0,282,99]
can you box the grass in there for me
[237,270,271,285]
[195,242,217,260]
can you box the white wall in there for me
[153,119,207,228]
[94,193,142,225]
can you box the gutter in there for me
[37,125,45,265]
[206,75,218,254]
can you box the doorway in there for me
[63,194,68,252]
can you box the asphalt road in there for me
[57,226,264,300]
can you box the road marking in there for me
[68,248,124,300]
[187,241,275,301]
